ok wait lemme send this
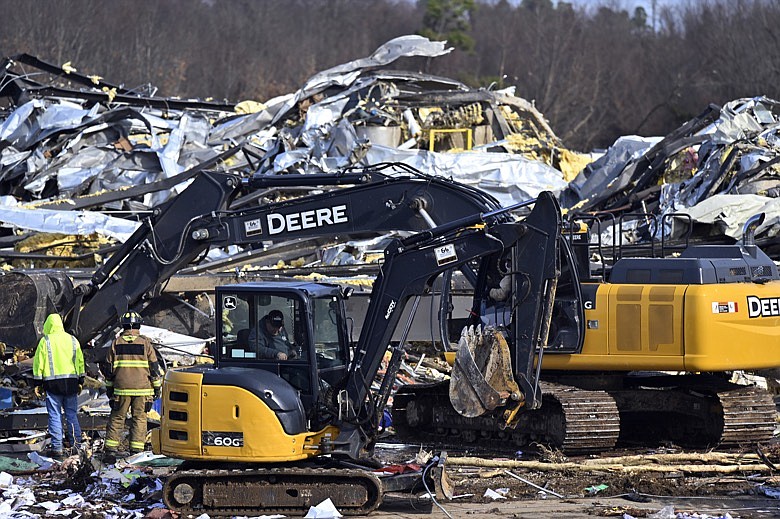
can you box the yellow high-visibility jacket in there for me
[32,313,85,395]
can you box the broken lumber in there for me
[445,456,774,474]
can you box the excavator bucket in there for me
[0,272,73,348]
[449,325,522,421]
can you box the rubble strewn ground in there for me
[0,346,775,517]
[0,439,778,518]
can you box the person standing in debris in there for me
[32,313,85,460]
[102,311,163,456]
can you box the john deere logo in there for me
[747,295,780,318]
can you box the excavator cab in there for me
[216,281,352,426]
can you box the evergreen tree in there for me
[419,0,476,52]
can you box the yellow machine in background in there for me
[545,280,780,372]
[393,216,780,452]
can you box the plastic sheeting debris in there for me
[757,485,780,499]
[483,487,509,500]
[136,325,209,363]
[0,203,139,243]
[304,497,343,518]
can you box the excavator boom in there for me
[0,164,510,347]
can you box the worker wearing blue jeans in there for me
[32,313,85,460]
[44,392,81,455]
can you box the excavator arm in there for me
[0,164,509,347]
[330,192,566,459]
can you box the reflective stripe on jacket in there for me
[32,313,85,395]
[104,330,162,397]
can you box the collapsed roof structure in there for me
[0,36,579,266]
[0,35,589,371]
[0,35,776,490]
[562,98,780,257]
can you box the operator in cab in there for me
[248,309,296,360]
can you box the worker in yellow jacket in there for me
[32,313,85,460]
[102,311,163,455]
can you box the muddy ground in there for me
[376,495,780,519]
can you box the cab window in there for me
[313,296,348,375]
[220,292,307,363]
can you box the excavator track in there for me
[612,380,778,448]
[539,382,621,452]
[718,386,777,446]
[392,381,620,453]
[393,378,777,453]
[163,466,383,517]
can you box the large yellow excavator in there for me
[394,213,780,453]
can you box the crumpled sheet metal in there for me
[560,135,660,210]
[0,201,139,242]
[0,36,578,269]
[676,194,780,241]
[0,35,569,214]
[564,97,780,252]
[252,36,572,195]
[270,35,453,127]
[365,144,567,205]
[2,101,222,207]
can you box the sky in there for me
[565,0,686,13]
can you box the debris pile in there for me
[0,450,179,518]
[0,34,775,519]
[562,97,780,257]
[0,37,777,354]
[0,36,777,294]
[1,444,778,518]
[0,36,584,275]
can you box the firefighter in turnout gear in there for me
[32,313,85,460]
[102,311,162,455]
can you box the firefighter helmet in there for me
[119,311,143,328]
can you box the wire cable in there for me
[422,456,453,519]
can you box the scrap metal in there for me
[561,97,780,257]
[0,35,777,459]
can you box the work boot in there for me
[102,449,123,464]
[44,448,64,461]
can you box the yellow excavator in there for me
[393,213,780,452]
[152,187,565,515]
